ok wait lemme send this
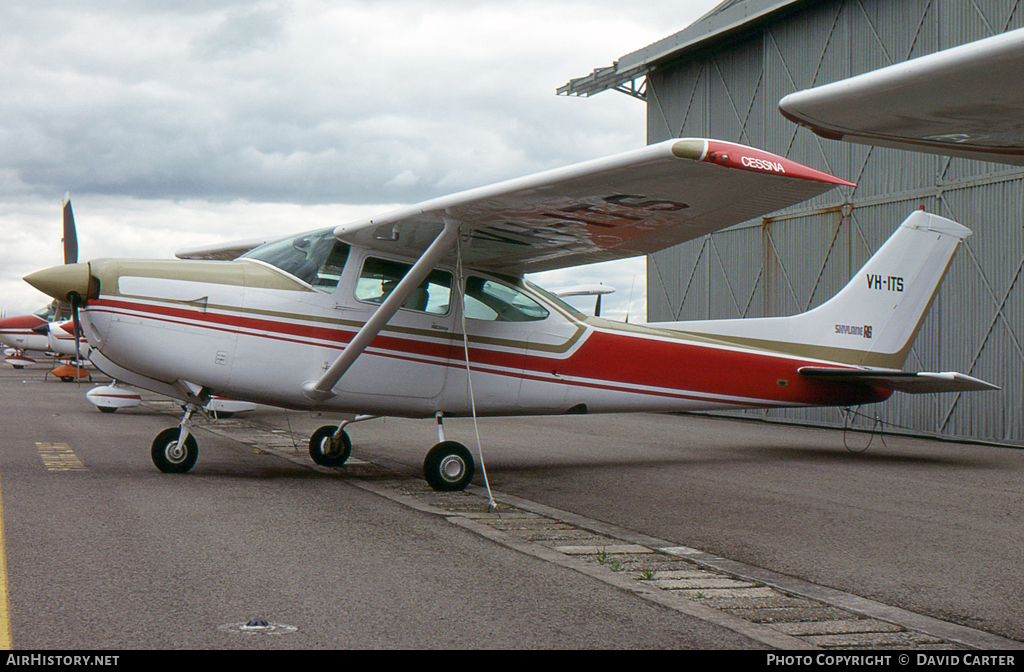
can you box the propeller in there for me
[63,193,84,382]
[54,194,79,321]
[63,193,78,265]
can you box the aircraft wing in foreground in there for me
[779,27,1024,164]
[23,139,995,490]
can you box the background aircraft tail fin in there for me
[652,210,969,369]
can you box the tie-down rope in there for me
[455,230,496,510]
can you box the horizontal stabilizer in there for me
[798,367,999,394]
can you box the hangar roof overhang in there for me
[558,0,809,100]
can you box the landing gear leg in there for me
[152,404,199,473]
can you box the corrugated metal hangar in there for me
[562,0,1024,445]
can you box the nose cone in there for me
[24,263,95,302]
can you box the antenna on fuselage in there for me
[624,274,636,323]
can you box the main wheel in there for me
[423,441,474,492]
[309,425,352,467]
[151,427,199,474]
[97,406,117,414]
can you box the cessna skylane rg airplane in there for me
[23,138,997,490]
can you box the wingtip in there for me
[684,139,856,187]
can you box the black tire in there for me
[151,427,199,474]
[97,406,117,414]
[423,441,474,492]
[309,425,352,467]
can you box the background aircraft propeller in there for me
[54,194,78,320]
[63,194,77,265]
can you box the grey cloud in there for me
[0,2,716,206]
[0,0,723,317]
[190,4,288,58]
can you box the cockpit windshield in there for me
[240,228,350,290]
[32,302,58,321]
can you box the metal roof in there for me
[557,0,809,98]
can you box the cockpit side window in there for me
[464,277,549,322]
[240,229,350,291]
[355,257,453,316]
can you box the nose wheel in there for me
[423,441,475,492]
[151,427,198,473]
[152,404,199,473]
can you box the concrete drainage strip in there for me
[183,408,1021,651]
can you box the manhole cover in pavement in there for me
[218,618,298,635]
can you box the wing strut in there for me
[301,218,460,402]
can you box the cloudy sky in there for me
[0,0,721,320]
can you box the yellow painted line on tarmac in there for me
[0,471,13,649]
[35,443,87,472]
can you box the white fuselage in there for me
[76,244,885,418]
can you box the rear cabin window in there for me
[355,257,452,315]
[464,277,549,322]
[241,228,350,291]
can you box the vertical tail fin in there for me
[654,210,970,368]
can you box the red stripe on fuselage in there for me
[89,297,454,360]
[89,297,888,407]
[558,329,887,406]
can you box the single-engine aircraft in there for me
[23,138,998,490]
[0,304,58,368]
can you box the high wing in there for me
[301,138,852,402]
[175,237,274,261]
[779,28,1024,165]
[332,138,854,274]
[798,367,1000,394]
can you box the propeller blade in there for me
[63,194,78,265]
[594,294,602,318]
